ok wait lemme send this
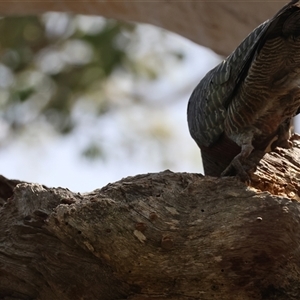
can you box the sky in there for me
[0,22,221,192]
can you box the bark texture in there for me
[0,1,287,56]
[1,135,300,300]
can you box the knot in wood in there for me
[135,222,147,233]
[161,235,174,250]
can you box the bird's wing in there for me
[187,0,300,148]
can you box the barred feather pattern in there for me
[187,21,268,148]
[226,34,300,147]
[187,0,300,176]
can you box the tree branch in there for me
[0,1,287,55]
[1,136,300,299]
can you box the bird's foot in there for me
[221,156,250,183]
[274,139,293,149]
[221,140,258,183]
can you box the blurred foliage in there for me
[0,13,184,160]
[0,14,136,135]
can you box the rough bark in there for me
[1,136,300,300]
[0,1,287,56]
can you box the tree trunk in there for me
[1,136,300,300]
[0,1,287,56]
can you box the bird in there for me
[187,0,300,179]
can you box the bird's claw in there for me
[221,157,250,184]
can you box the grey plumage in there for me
[187,0,300,178]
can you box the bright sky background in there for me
[0,22,221,192]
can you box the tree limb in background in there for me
[0,1,287,56]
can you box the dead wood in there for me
[1,135,300,299]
